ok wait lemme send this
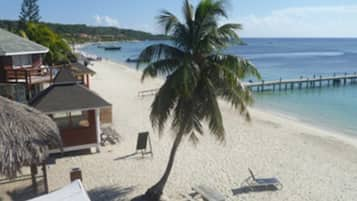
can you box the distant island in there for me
[0,19,168,43]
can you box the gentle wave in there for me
[245,51,345,59]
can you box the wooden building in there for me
[30,69,111,153]
[67,62,95,88]
[0,28,52,100]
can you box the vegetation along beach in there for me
[1,0,357,201]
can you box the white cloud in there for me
[94,15,120,27]
[232,5,357,37]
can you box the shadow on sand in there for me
[114,152,152,161]
[88,185,135,201]
[5,180,45,201]
[232,185,278,196]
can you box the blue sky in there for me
[1,0,357,37]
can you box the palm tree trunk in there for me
[144,133,184,201]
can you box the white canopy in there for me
[28,180,91,201]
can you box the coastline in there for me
[49,53,357,201]
[80,48,357,149]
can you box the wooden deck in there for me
[137,73,357,96]
[246,72,357,92]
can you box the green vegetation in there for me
[0,20,167,43]
[137,0,260,200]
[24,22,76,65]
[19,0,40,23]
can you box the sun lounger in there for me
[190,185,225,201]
[243,168,283,191]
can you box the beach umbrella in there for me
[0,95,62,193]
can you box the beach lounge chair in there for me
[187,185,225,201]
[243,168,283,191]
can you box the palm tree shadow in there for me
[88,185,135,201]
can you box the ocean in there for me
[81,38,357,136]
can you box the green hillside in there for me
[0,19,167,43]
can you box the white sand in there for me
[47,60,357,201]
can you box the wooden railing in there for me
[5,67,53,84]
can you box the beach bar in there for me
[30,68,111,152]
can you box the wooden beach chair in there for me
[243,168,283,191]
[184,185,225,201]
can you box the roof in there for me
[0,28,49,56]
[0,95,61,178]
[53,68,79,84]
[29,83,111,113]
[70,62,96,76]
[29,180,91,201]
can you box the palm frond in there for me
[141,59,181,81]
[195,0,227,23]
[217,23,242,42]
[200,78,225,141]
[137,44,184,68]
[183,0,194,27]
[150,76,178,135]
[209,54,261,79]
[158,10,180,34]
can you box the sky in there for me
[1,0,357,37]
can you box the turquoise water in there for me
[81,39,357,136]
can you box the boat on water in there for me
[126,55,141,63]
[104,46,122,51]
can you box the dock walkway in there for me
[137,73,357,96]
[246,72,357,92]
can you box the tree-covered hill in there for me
[0,19,167,43]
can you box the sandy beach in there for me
[47,59,357,201]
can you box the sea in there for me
[81,38,357,136]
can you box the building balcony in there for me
[5,66,54,85]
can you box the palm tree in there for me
[137,0,261,200]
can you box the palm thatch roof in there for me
[0,96,61,178]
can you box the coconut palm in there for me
[137,0,261,200]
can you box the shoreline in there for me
[251,106,357,148]
[85,53,357,149]
[46,59,357,201]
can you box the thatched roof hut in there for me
[0,95,61,178]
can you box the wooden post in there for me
[344,72,347,85]
[70,168,83,182]
[273,84,275,92]
[30,164,38,194]
[15,70,18,82]
[261,80,264,92]
[50,67,53,83]
[279,78,282,91]
[42,162,49,193]
[319,75,322,88]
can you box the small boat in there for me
[104,46,122,51]
[126,55,141,63]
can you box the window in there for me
[52,111,90,129]
[12,55,32,68]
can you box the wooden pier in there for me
[246,72,357,92]
[137,73,357,97]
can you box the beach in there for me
[47,59,357,201]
